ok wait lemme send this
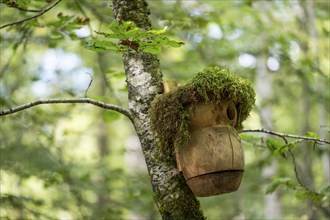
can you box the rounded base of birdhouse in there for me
[186,170,243,197]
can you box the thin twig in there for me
[241,128,330,145]
[16,7,43,13]
[287,150,305,188]
[84,72,93,97]
[0,98,133,122]
[0,0,62,29]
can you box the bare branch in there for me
[241,128,330,145]
[0,98,133,122]
[0,0,62,29]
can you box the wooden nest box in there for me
[150,66,255,197]
[176,101,244,196]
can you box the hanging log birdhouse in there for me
[150,66,255,197]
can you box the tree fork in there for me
[111,0,205,218]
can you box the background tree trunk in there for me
[295,1,321,219]
[256,53,282,219]
[111,0,205,218]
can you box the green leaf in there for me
[148,29,166,35]
[121,21,136,30]
[166,39,185,47]
[125,27,140,38]
[266,138,301,156]
[142,46,162,54]
[95,31,124,39]
[158,36,185,47]
[266,183,280,194]
[109,21,121,33]
[305,131,320,139]
[266,177,296,194]
[25,20,41,27]
[84,39,126,53]
[136,29,166,39]
[87,21,184,54]
[266,138,283,153]
[109,21,136,35]
[274,140,300,155]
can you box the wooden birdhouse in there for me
[175,101,244,196]
[150,66,255,197]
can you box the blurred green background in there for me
[0,0,329,219]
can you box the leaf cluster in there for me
[266,177,329,206]
[265,130,323,157]
[150,66,255,165]
[266,139,301,157]
[85,21,184,54]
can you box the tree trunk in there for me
[296,1,320,219]
[94,55,114,217]
[300,81,318,220]
[320,106,330,185]
[111,0,205,219]
[256,53,282,219]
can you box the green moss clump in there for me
[150,66,255,165]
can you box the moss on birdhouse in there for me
[150,66,255,165]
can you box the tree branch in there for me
[0,98,133,122]
[16,7,43,13]
[243,128,329,217]
[0,0,62,29]
[241,128,330,145]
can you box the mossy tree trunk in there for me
[111,0,205,219]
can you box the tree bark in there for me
[111,0,205,219]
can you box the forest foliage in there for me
[0,0,329,219]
